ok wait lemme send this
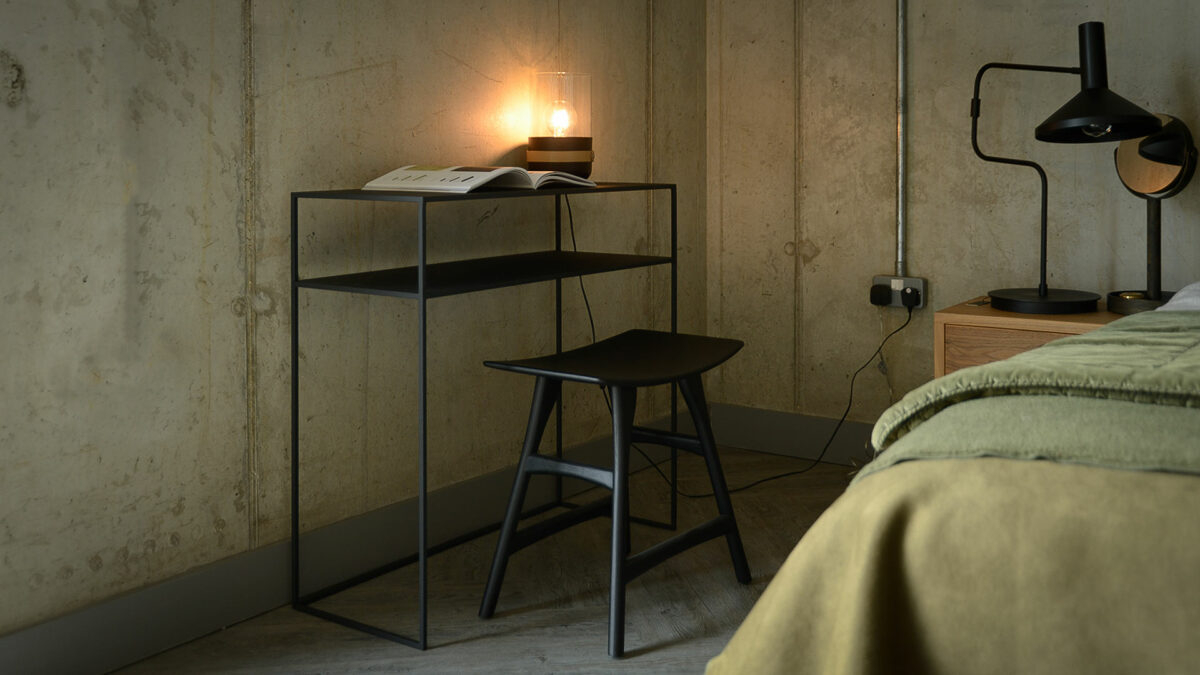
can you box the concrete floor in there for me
[118,449,852,673]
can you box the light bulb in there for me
[546,99,577,137]
[1082,122,1113,138]
[528,72,592,178]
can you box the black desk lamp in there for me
[971,21,1162,314]
[1108,114,1196,314]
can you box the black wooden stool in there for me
[477,329,752,657]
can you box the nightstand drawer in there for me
[943,324,1073,374]
[933,297,1120,377]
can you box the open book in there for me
[364,165,595,193]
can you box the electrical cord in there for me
[565,194,916,498]
[564,195,598,343]
[664,305,914,497]
[565,194,660,471]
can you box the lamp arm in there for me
[970,62,1079,297]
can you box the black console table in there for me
[290,182,677,648]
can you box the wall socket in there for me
[871,275,927,309]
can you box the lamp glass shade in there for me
[532,72,591,138]
[529,72,593,178]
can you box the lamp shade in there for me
[1138,116,1193,166]
[528,72,593,178]
[1116,116,1193,197]
[1035,22,1160,143]
[1109,114,1196,314]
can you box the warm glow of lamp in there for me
[494,91,535,145]
[547,100,576,137]
[528,72,593,178]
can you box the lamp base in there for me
[1106,290,1173,315]
[988,287,1100,314]
[527,136,594,179]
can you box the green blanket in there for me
[708,310,1200,675]
[859,310,1200,482]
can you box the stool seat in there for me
[479,328,751,657]
[484,329,743,387]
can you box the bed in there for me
[707,287,1200,675]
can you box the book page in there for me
[528,171,596,188]
[364,165,594,192]
[364,165,532,192]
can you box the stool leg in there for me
[479,376,562,619]
[679,374,751,584]
[608,384,636,658]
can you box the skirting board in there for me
[0,408,870,674]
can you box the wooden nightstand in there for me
[933,297,1122,376]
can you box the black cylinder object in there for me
[1079,21,1108,91]
[527,136,594,179]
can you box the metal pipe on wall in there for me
[895,0,907,277]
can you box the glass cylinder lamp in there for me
[528,72,593,178]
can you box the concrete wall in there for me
[5,0,1200,645]
[706,0,900,423]
[705,0,1200,430]
[250,0,704,541]
[1,0,705,636]
[1,1,250,638]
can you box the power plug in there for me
[870,275,927,309]
[870,284,893,306]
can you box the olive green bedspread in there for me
[708,311,1200,674]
